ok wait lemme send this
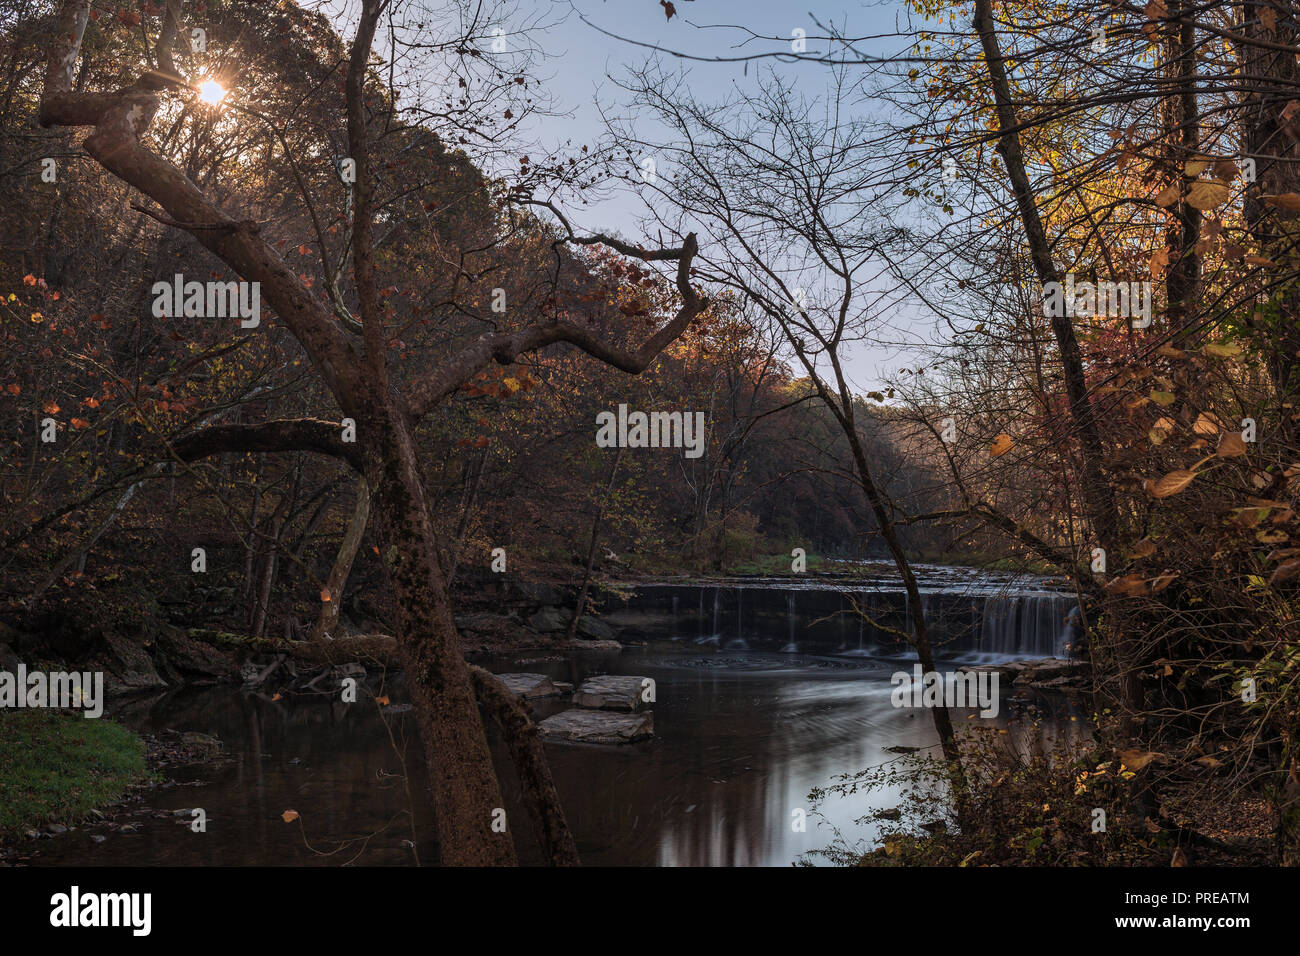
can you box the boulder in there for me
[527,607,568,633]
[515,582,567,607]
[576,616,616,641]
[539,709,654,744]
[1012,658,1089,686]
[89,632,168,694]
[495,673,563,700]
[573,675,651,711]
[154,628,238,683]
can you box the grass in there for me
[0,708,148,834]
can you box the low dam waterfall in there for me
[603,570,1080,662]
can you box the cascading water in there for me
[610,573,1078,661]
[781,594,798,653]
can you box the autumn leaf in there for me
[1192,412,1223,435]
[1145,469,1197,498]
[376,695,390,706]
[1150,569,1180,592]
[1185,180,1229,210]
[70,417,89,429]
[659,0,676,20]
[1263,192,1300,212]
[1202,342,1243,358]
[1215,430,1248,458]
[1106,574,1148,597]
[1131,538,1158,559]
[1118,749,1163,772]
[990,433,1014,457]
[272,692,282,701]
[1148,247,1171,277]
[5,383,18,395]
[1271,559,1300,585]
[1153,183,1181,207]
[1211,158,1238,181]
[1149,390,1176,407]
[1244,254,1277,267]
[42,401,59,414]
[1183,158,1209,177]
[281,810,299,823]
[1149,417,1176,445]
[1143,0,1168,19]
[1155,344,1187,359]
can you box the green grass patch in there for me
[0,709,148,834]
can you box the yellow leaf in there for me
[1149,390,1176,407]
[990,433,1014,457]
[1194,756,1223,768]
[1183,159,1209,177]
[1186,180,1230,210]
[281,810,299,823]
[1201,341,1243,358]
[1118,750,1162,772]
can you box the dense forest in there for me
[0,0,1296,882]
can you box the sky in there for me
[510,0,937,394]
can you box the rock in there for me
[515,582,566,607]
[565,639,622,652]
[454,612,515,636]
[180,732,224,758]
[23,829,39,840]
[553,681,574,694]
[495,673,563,700]
[527,607,568,633]
[539,709,654,744]
[90,632,168,694]
[1012,658,1089,686]
[47,824,68,835]
[90,835,106,844]
[0,642,20,674]
[957,663,1020,683]
[573,675,651,711]
[575,616,616,641]
[155,627,238,683]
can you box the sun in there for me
[197,79,227,105]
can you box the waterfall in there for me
[781,594,798,653]
[727,587,749,649]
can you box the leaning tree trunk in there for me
[368,414,517,866]
[311,476,371,642]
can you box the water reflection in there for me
[28,649,1088,868]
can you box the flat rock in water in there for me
[539,709,653,744]
[495,673,562,699]
[573,675,650,711]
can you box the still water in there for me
[27,645,1088,867]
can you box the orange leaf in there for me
[5,383,19,395]
[376,695,390,706]
[1145,469,1198,498]
[281,810,299,823]
[990,433,1014,457]
[42,401,59,414]
[272,692,282,701]
[70,417,89,429]
[320,587,332,602]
